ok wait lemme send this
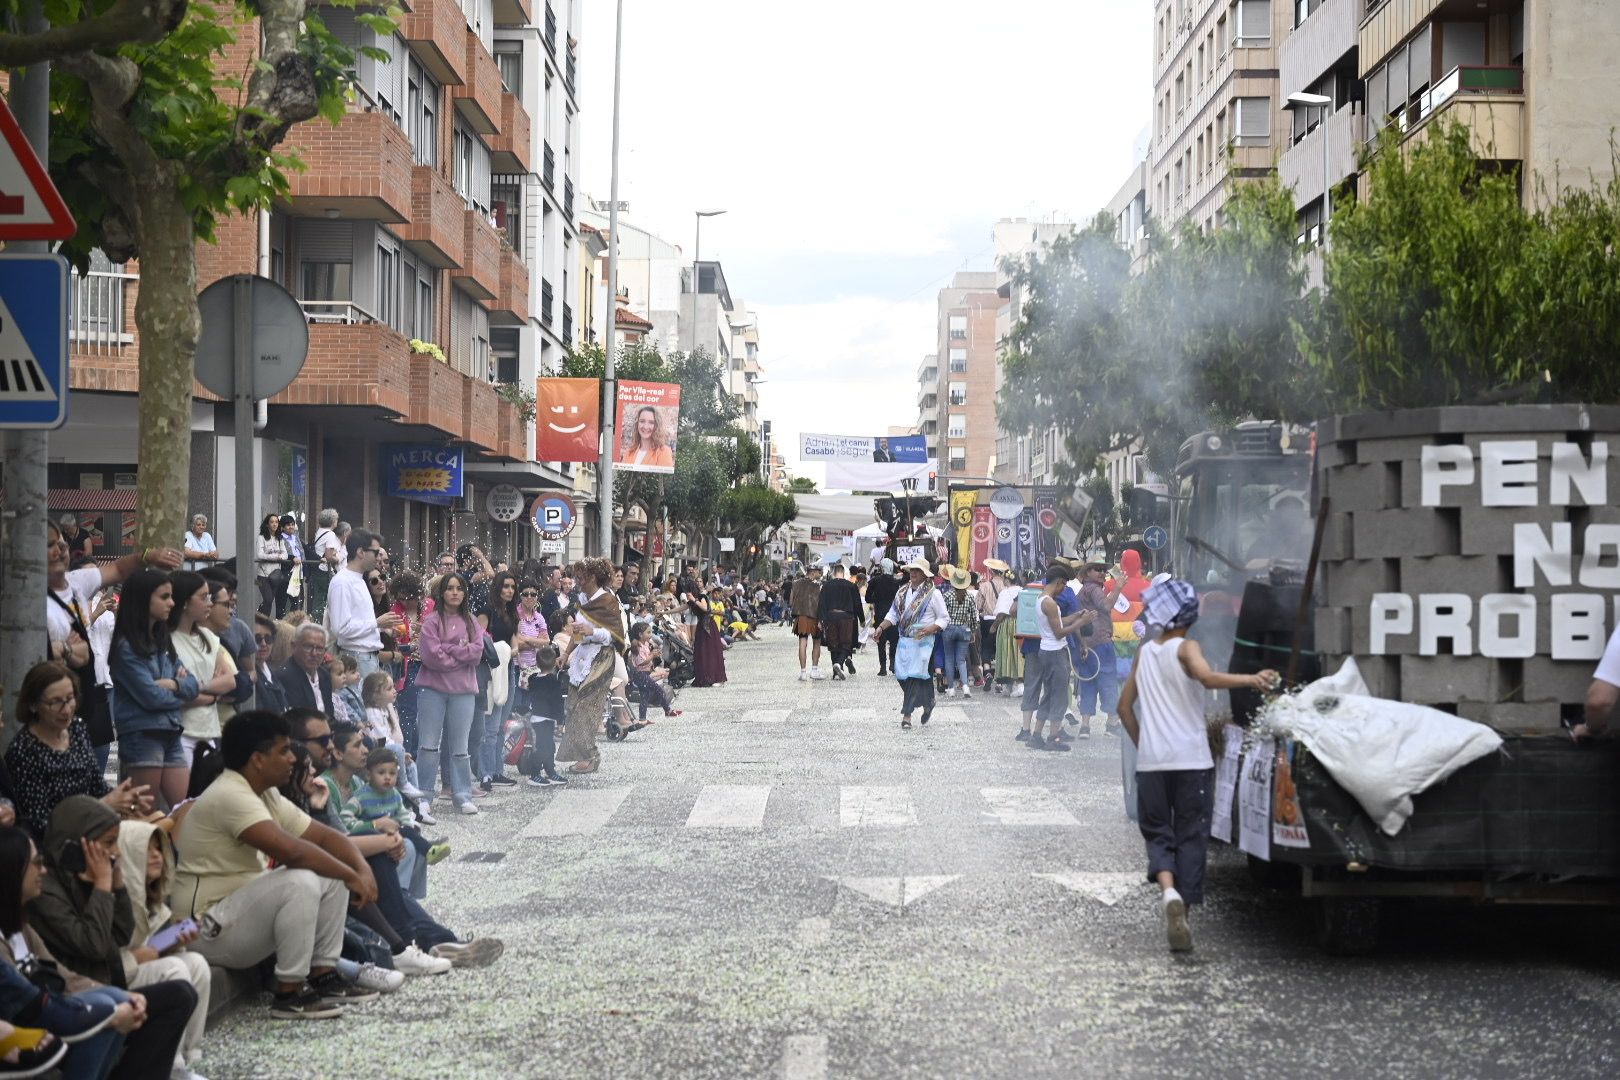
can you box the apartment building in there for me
[933,271,1000,484]
[1277,0,1362,253]
[990,217,1075,487]
[915,354,939,461]
[59,0,585,564]
[1150,0,1287,232]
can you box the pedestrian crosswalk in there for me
[514,784,1084,837]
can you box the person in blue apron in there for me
[871,559,948,730]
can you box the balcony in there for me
[273,314,414,416]
[284,109,413,222]
[452,34,503,136]
[493,0,531,28]
[493,242,530,325]
[541,142,555,193]
[489,92,533,173]
[1279,104,1364,204]
[544,2,557,55]
[407,351,465,436]
[399,165,465,268]
[1393,66,1525,161]
[403,0,469,87]
[540,279,553,325]
[452,208,502,300]
[460,376,501,454]
[562,303,573,343]
[70,268,136,357]
[494,397,527,461]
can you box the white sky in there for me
[579,0,1151,483]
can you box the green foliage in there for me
[561,340,670,384]
[494,381,537,425]
[784,476,818,494]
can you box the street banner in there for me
[1035,488,1058,563]
[970,506,993,570]
[799,432,927,463]
[824,458,935,491]
[994,515,1014,566]
[1017,507,1037,572]
[614,379,681,474]
[950,490,975,567]
[536,377,601,463]
[383,444,463,500]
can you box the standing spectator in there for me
[414,573,485,815]
[253,514,287,617]
[455,544,494,617]
[167,572,239,767]
[58,514,94,560]
[110,570,200,810]
[304,509,344,622]
[171,711,380,1018]
[324,529,400,681]
[180,516,217,572]
[278,625,335,718]
[618,563,644,606]
[1117,579,1277,952]
[4,663,151,838]
[276,515,304,617]
[387,574,431,767]
[475,572,519,790]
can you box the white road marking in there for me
[1034,871,1145,906]
[745,708,792,723]
[826,875,960,909]
[980,786,1080,826]
[926,705,969,723]
[780,1034,828,1080]
[826,706,877,723]
[796,917,831,947]
[518,787,633,837]
[839,785,917,827]
[686,784,771,828]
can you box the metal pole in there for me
[596,0,624,560]
[233,277,257,710]
[0,0,51,733]
[1321,103,1331,240]
[691,212,700,358]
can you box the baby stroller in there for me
[655,615,695,689]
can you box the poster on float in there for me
[536,377,601,463]
[614,380,681,473]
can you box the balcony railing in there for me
[563,304,573,342]
[542,142,555,193]
[1393,66,1524,135]
[540,279,553,325]
[69,269,136,354]
[299,300,378,325]
[544,2,557,54]
[564,177,573,221]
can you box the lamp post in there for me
[1286,91,1334,242]
[690,209,726,356]
[597,0,626,559]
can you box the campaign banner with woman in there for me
[615,380,681,473]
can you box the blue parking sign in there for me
[0,253,69,429]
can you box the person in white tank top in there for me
[1117,579,1278,953]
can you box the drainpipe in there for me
[255,210,271,431]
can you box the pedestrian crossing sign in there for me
[0,253,70,429]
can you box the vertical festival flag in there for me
[536,378,601,462]
[1035,488,1058,563]
[971,506,993,571]
[614,380,682,474]
[950,490,976,569]
[1017,507,1037,572]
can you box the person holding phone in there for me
[26,796,209,1078]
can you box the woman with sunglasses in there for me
[474,572,520,790]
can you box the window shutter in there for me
[1410,25,1433,92]
[297,221,354,262]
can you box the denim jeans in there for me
[1078,639,1120,716]
[415,687,476,805]
[942,623,972,687]
[385,741,420,792]
[65,987,129,1080]
[477,667,516,778]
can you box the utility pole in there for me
[596,0,624,559]
[0,0,51,731]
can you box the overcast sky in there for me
[579,0,1151,485]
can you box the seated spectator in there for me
[0,1018,66,1074]
[331,740,447,899]
[170,711,380,1019]
[4,662,152,838]
[109,570,199,810]
[360,672,421,800]
[27,797,211,1080]
[277,624,335,718]
[0,824,197,1078]
[249,613,289,716]
[118,818,211,1077]
[327,655,364,728]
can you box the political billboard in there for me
[614,380,681,474]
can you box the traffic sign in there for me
[531,492,577,538]
[1143,525,1169,551]
[0,253,69,429]
[195,275,308,400]
[0,97,75,240]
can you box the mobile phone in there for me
[145,919,198,954]
[57,839,86,875]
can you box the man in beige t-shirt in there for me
[174,711,379,1019]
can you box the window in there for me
[1234,97,1270,144]
[1174,73,1184,115]
[1235,0,1270,45]
[948,414,966,439]
[1216,108,1226,147]
[408,60,438,167]
[413,275,434,341]
[948,449,967,471]
[453,120,491,212]
[948,348,967,373]
[948,315,967,340]
[376,243,398,328]
[948,381,966,406]
[301,262,351,302]
[495,47,522,92]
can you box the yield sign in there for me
[0,96,75,241]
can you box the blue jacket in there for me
[109,640,198,737]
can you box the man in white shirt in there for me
[1577,625,1620,739]
[323,529,401,680]
[305,508,344,620]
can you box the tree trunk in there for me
[132,176,202,553]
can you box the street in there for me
[195,627,1620,1080]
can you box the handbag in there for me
[480,635,500,669]
[285,564,303,599]
[16,956,67,996]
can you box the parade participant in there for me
[790,565,826,681]
[872,559,949,730]
[865,558,901,677]
[977,561,1010,685]
[940,568,980,698]
[1117,579,1277,953]
[1024,565,1094,752]
[1073,561,1124,738]
[556,559,626,775]
[815,564,865,679]
[989,565,1024,697]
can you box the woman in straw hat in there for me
[871,559,949,729]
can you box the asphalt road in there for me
[201,626,1620,1080]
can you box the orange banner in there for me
[536,378,601,463]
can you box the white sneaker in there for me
[1013,682,1024,697]
[400,783,425,799]
[945,686,957,698]
[798,670,808,682]
[353,962,405,993]
[961,687,973,699]
[456,801,480,816]
[809,667,828,680]
[415,805,438,826]
[392,944,451,976]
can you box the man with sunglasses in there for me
[324,530,403,682]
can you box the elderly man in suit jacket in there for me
[278,622,336,717]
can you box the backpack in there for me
[307,528,337,569]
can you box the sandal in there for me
[665,709,683,717]
[900,717,913,730]
[568,760,599,774]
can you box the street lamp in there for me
[597,0,626,559]
[691,209,726,356]
[1286,91,1335,242]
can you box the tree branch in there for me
[0,0,188,67]
[220,0,320,175]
